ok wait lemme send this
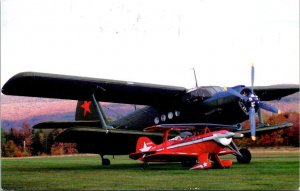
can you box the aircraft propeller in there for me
[227,65,280,141]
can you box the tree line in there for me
[1,111,299,157]
[1,124,77,157]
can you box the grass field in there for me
[1,150,299,190]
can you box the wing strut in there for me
[91,91,114,129]
[163,129,171,150]
[258,108,264,127]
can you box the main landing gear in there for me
[236,148,251,164]
[100,155,111,166]
[229,142,252,164]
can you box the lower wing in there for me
[142,152,198,162]
[38,125,164,155]
[236,122,292,137]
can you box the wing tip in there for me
[2,72,36,94]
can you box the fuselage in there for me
[151,130,231,155]
[110,86,252,130]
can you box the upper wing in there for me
[2,72,187,106]
[253,85,299,101]
[2,72,298,106]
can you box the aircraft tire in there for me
[236,148,251,164]
[102,158,111,166]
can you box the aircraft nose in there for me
[217,137,232,146]
[214,132,240,146]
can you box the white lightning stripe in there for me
[154,133,233,152]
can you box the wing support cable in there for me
[91,89,114,130]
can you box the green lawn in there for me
[1,151,299,190]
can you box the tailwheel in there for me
[236,148,251,164]
[140,162,149,169]
[100,155,111,166]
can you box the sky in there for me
[1,0,299,90]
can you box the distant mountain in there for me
[1,112,74,131]
[1,95,77,121]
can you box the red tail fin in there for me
[136,137,156,153]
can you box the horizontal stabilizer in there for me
[33,120,100,129]
[129,151,156,160]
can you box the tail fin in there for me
[129,137,156,160]
[136,136,156,153]
[75,100,108,123]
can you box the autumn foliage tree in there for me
[51,142,77,155]
[236,112,299,147]
[31,129,46,155]
[1,124,31,157]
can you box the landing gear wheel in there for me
[102,158,111,166]
[100,155,111,166]
[236,148,251,164]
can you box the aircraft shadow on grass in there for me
[19,161,252,172]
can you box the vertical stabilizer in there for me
[75,100,108,124]
[136,136,156,153]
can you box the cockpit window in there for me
[203,86,223,95]
[206,87,216,94]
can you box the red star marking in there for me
[81,101,92,117]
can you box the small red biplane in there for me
[129,124,244,170]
